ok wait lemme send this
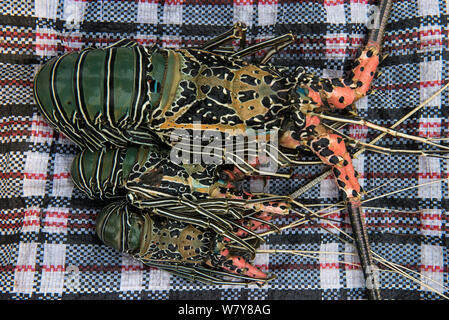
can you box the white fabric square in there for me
[420,209,442,237]
[319,242,341,289]
[418,156,441,199]
[63,0,86,28]
[419,117,441,139]
[258,4,277,26]
[325,2,346,24]
[22,207,41,233]
[51,153,75,197]
[43,207,69,234]
[234,4,254,26]
[40,243,66,294]
[35,27,58,57]
[163,4,183,25]
[35,0,58,19]
[23,151,49,197]
[420,60,442,106]
[418,0,440,16]
[136,34,158,47]
[320,176,339,199]
[137,2,158,24]
[350,2,367,24]
[344,243,364,289]
[120,255,144,291]
[30,113,54,145]
[420,244,444,292]
[148,268,172,290]
[325,34,348,60]
[13,242,37,294]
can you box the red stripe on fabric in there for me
[421,213,441,220]
[325,49,347,55]
[324,0,345,6]
[36,32,58,40]
[165,0,184,4]
[0,129,29,138]
[0,172,70,180]
[421,224,441,231]
[35,44,58,51]
[419,122,442,128]
[22,220,40,227]
[53,173,71,179]
[45,210,69,219]
[32,119,50,127]
[418,173,441,179]
[234,0,254,4]
[24,173,47,180]
[0,30,34,38]
[30,130,53,138]
[0,42,34,50]
[136,38,156,46]
[345,264,361,270]
[0,119,33,128]
[0,79,33,87]
[349,124,368,140]
[121,265,144,271]
[320,263,339,269]
[420,29,442,37]
[372,80,445,91]
[42,265,65,272]
[44,221,67,228]
[326,37,348,44]
[420,265,443,272]
[257,0,277,5]
[15,265,36,272]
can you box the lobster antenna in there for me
[263,199,449,299]
[315,112,449,151]
[321,122,449,159]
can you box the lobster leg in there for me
[200,22,247,52]
[296,0,392,112]
[279,115,381,300]
[209,185,289,236]
[209,247,268,280]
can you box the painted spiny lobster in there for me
[31,0,411,299]
[74,143,294,285]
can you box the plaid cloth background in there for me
[0,0,448,300]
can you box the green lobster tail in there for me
[70,147,125,200]
[96,200,143,254]
[34,43,154,151]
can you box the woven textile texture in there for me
[0,0,448,300]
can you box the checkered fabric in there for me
[0,0,448,300]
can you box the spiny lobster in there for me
[32,0,400,299]
[75,143,292,285]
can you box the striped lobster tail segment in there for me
[33,43,153,151]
